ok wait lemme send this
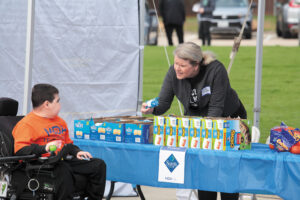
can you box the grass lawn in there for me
[142,45,300,143]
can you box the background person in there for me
[197,0,216,46]
[12,83,106,200]
[159,0,186,46]
[141,42,246,200]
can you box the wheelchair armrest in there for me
[41,143,74,164]
[0,154,36,163]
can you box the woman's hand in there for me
[77,151,92,160]
[141,102,154,115]
[199,7,204,14]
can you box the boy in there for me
[12,83,106,200]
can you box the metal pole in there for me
[273,0,277,16]
[137,0,145,116]
[298,10,300,46]
[23,0,35,115]
[253,0,266,128]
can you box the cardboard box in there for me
[223,119,241,150]
[74,119,93,139]
[125,121,152,144]
[177,117,189,148]
[110,121,129,142]
[153,116,165,146]
[239,120,252,150]
[90,124,99,140]
[201,119,213,149]
[212,120,225,151]
[189,117,202,148]
[165,116,178,147]
[94,120,116,142]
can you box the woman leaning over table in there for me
[141,42,247,200]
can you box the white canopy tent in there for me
[0,0,145,134]
[253,0,265,129]
[0,0,266,134]
[0,0,145,196]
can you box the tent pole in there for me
[137,0,145,116]
[253,0,265,128]
[23,0,35,115]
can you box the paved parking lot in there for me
[157,31,300,47]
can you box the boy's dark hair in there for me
[31,84,59,108]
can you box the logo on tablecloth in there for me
[158,147,186,184]
[164,154,179,173]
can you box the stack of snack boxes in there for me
[153,115,251,150]
[74,116,153,144]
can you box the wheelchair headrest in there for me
[0,97,19,116]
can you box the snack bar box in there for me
[125,121,153,144]
[74,119,93,140]
[165,116,178,147]
[153,116,165,146]
[189,117,202,149]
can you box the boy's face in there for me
[47,94,61,118]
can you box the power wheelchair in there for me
[0,97,88,200]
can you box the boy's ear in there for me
[42,100,50,108]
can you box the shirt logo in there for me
[201,86,211,96]
[44,126,67,136]
[164,154,179,173]
[190,89,198,107]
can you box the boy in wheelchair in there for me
[11,83,106,200]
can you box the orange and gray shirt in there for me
[13,112,80,157]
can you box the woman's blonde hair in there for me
[173,42,216,66]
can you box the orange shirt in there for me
[13,112,73,153]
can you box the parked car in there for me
[144,0,158,45]
[276,0,300,38]
[194,0,256,39]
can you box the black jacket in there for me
[159,0,185,25]
[199,0,216,21]
[153,60,246,118]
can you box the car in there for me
[276,0,300,38]
[194,0,255,39]
[211,0,256,39]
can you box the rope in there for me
[152,0,183,116]
[227,0,254,75]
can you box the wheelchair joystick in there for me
[49,145,57,156]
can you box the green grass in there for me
[143,46,300,143]
[184,17,199,33]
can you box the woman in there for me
[197,0,215,46]
[141,42,246,200]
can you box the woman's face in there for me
[174,56,199,79]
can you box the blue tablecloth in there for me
[74,139,300,200]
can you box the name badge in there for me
[201,86,211,96]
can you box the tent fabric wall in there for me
[0,0,141,134]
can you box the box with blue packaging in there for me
[74,119,94,139]
[125,121,153,144]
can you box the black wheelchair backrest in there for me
[0,97,18,116]
[0,116,24,157]
[0,97,24,157]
